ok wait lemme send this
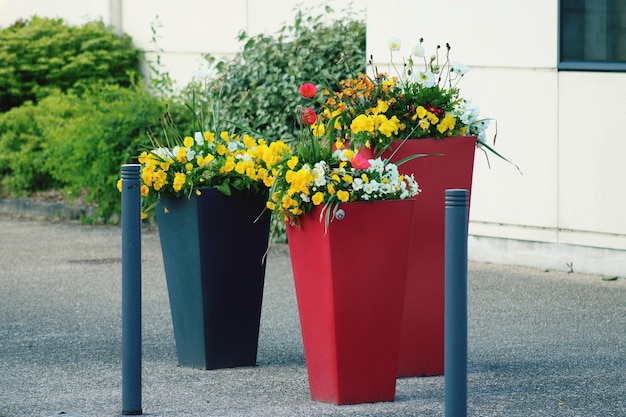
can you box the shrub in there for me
[0,16,141,112]
[0,82,190,222]
[0,98,66,194]
[194,5,366,142]
[42,83,191,222]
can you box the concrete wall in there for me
[2,0,625,276]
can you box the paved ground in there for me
[0,213,625,417]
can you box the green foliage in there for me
[44,84,189,222]
[195,5,366,142]
[0,16,141,112]
[0,99,65,193]
[0,83,189,222]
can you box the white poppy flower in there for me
[415,70,436,88]
[387,36,402,51]
[451,62,470,76]
[411,43,425,57]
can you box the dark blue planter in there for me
[156,188,270,370]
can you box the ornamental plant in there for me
[122,109,290,218]
[266,83,421,229]
[312,36,498,156]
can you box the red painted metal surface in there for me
[287,199,414,404]
[383,136,476,377]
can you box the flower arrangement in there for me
[267,83,421,228]
[311,36,494,155]
[119,110,290,218]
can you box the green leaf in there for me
[601,276,618,281]
[216,178,232,196]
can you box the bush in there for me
[0,98,66,193]
[44,83,191,222]
[0,82,190,222]
[0,16,141,112]
[195,6,366,142]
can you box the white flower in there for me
[313,172,327,187]
[226,141,239,153]
[333,149,352,162]
[415,70,436,88]
[411,43,425,57]
[363,180,379,195]
[387,36,402,51]
[186,149,196,161]
[193,64,214,79]
[313,161,328,172]
[153,147,173,159]
[312,162,327,186]
[368,158,386,175]
[300,193,310,203]
[236,153,253,162]
[379,183,393,194]
[451,62,470,76]
[194,131,204,145]
[352,177,364,191]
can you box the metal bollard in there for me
[444,189,469,417]
[121,164,142,415]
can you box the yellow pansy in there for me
[287,156,299,170]
[311,122,325,137]
[221,156,236,173]
[337,190,350,202]
[153,170,168,191]
[204,131,215,144]
[216,144,227,155]
[173,172,186,192]
[312,192,324,205]
[176,147,187,163]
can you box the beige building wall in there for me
[367,0,626,276]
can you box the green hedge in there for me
[0,82,190,221]
[0,16,140,112]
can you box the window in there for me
[560,0,626,70]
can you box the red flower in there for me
[351,148,373,169]
[299,83,317,99]
[301,107,317,125]
[426,104,445,118]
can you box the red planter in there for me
[286,200,414,404]
[382,136,476,377]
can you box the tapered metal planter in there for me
[156,188,270,370]
[287,200,414,404]
[382,136,476,377]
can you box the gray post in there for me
[121,164,142,415]
[444,189,469,417]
